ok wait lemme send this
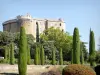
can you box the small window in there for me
[60,23,61,26]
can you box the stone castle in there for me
[2,14,65,38]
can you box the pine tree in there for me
[27,45,31,65]
[52,47,56,65]
[10,42,15,65]
[73,27,80,64]
[18,26,27,75]
[59,48,63,65]
[36,22,39,42]
[34,46,39,65]
[41,46,45,65]
[89,29,96,67]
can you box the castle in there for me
[2,14,65,38]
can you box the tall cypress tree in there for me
[18,26,27,75]
[71,49,73,64]
[59,48,63,65]
[73,27,80,64]
[41,46,45,65]
[27,45,31,65]
[52,47,56,65]
[34,46,39,65]
[36,22,39,42]
[4,46,8,62]
[80,42,84,64]
[10,42,15,65]
[89,29,96,67]
[38,47,41,65]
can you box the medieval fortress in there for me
[2,14,65,38]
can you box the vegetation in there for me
[34,46,39,65]
[36,22,40,42]
[10,42,15,65]
[89,29,96,67]
[59,48,63,65]
[27,45,31,65]
[62,64,96,75]
[41,46,45,65]
[18,26,27,75]
[72,27,80,64]
[52,47,56,65]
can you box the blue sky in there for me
[0,0,100,50]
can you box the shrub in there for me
[62,64,96,75]
[94,65,100,75]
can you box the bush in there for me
[41,71,61,75]
[94,65,100,75]
[62,64,96,75]
[63,61,71,65]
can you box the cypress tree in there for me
[38,47,41,65]
[73,27,80,64]
[27,45,31,65]
[18,26,27,75]
[59,48,63,65]
[41,46,45,65]
[4,46,8,62]
[80,42,84,64]
[34,46,39,65]
[36,22,39,42]
[10,42,15,65]
[52,47,56,65]
[71,49,73,64]
[89,30,96,67]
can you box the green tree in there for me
[18,26,27,75]
[89,29,96,67]
[36,22,39,42]
[34,46,39,65]
[59,48,63,65]
[73,27,80,64]
[52,47,56,65]
[27,45,31,65]
[10,42,15,65]
[41,46,45,65]
[40,27,73,61]
[38,47,41,65]
[4,46,8,62]
[71,49,73,64]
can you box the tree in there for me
[59,48,63,65]
[18,26,27,75]
[52,47,56,65]
[41,46,45,65]
[36,22,39,42]
[27,45,31,65]
[73,27,80,64]
[89,29,96,67]
[40,27,73,61]
[10,42,15,65]
[4,46,8,62]
[34,46,39,65]
[38,47,41,65]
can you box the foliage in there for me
[34,46,39,65]
[95,50,100,63]
[10,42,15,65]
[41,46,45,65]
[62,64,96,75]
[40,27,73,61]
[36,22,40,42]
[89,29,96,67]
[27,45,31,65]
[18,26,27,75]
[52,47,56,65]
[72,27,80,64]
[59,48,63,65]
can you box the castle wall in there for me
[2,14,66,39]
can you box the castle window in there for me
[60,23,61,26]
